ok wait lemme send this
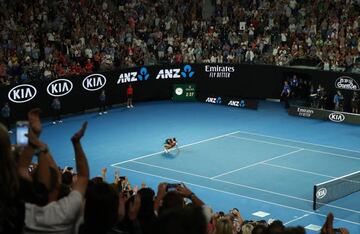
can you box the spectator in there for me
[321,213,349,234]
[99,90,107,115]
[1,103,11,133]
[137,187,157,234]
[0,0,358,85]
[24,122,90,234]
[78,180,119,234]
[212,216,233,234]
[0,122,24,234]
[51,98,62,124]
[156,206,208,234]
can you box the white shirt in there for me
[84,48,93,59]
[245,50,254,61]
[324,62,330,71]
[289,23,296,33]
[24,190,83,234]
[289,0,297,9]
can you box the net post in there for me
[313,185,317,210]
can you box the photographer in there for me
[153,182,208,234]
[154,182,205,216]
[317,84,327,110]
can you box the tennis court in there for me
[40,100,360,233]
[111,130,360,230]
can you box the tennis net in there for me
[313,170,360,210]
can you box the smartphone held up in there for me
[16,121,29,145]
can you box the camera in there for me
[166,183,180,192]
[16,121,29,145]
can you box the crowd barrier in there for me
[288,106,360,125]
[1,64,360,121]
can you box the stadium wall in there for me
[1,64,360,121]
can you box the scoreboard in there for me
[172,84,196,101]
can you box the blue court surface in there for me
[25,100,360,233]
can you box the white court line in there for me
[235,130,360,154]
[306,149,360,161]
[227,135,360,161]
[131,161,210,179]
[110,130,240,167]
[284,214,310,225]
[226,135,301,149]
[262,162,337,179]
[109,131,360,213]
[111,165,360,226]
[119,160,360,214]
[210,149,304,179]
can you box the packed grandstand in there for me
[0,0,359,86]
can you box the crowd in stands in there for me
[0,0,360,86]
[0,108,352,234]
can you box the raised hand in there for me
[28,108,42,136]
[101,167,107,174]
[71,121,88,143]
[26,128,46,150]
[128,194,141,221]
[176,183,192,198]
[157,183,167,199]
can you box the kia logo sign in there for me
[329,113,345,122]
[82,74,107,91]
[316,188,327,199]
[47,79,73,97]
[335,76,359,91]
[8,84,37,103]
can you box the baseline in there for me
[111,130,240,166]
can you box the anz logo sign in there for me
[228,100,245,108]
[8,84,37,103]
[47,79,73,97]
[205,97,222,104]
[156,65,195,79]
[117,67,150,84]
[82,74,107,91]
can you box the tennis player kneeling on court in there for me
[164,138,179,153]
